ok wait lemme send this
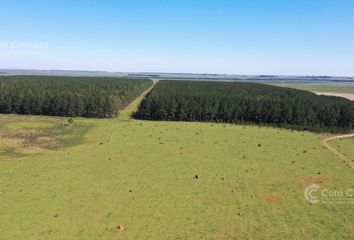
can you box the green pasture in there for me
[0,94,353,239]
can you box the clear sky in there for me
[1,0,354,76]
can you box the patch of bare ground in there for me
[299,175,336,185]
[315,92,354,101]
[264,193,284,203]
[217,226,238,240]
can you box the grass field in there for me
[0,93,353,239]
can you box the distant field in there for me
[271,82,354,94]
[0,95,353,239]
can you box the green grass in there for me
[270,82,354,94]
[0,94,353,239]
[5,121,57,129]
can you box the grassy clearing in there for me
[117,80,157,121]
[0,96,353,239]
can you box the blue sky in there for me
[1,0,354,76]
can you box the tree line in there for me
[134,80,354,132]
[0,75,152,118]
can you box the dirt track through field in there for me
[321,133,354,169]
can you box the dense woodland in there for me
[135,80,354,132]
[0,76,152,118]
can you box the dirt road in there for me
[321,133,354,169]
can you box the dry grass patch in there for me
[299,175,336,185]
[264,193,284,203]
[0,115,91,158]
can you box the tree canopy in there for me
[0,75,152,118]
[134,80,354,132]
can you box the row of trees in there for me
[134,80,354,132]
[0,76,152,118]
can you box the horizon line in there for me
[1,68,354,79]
